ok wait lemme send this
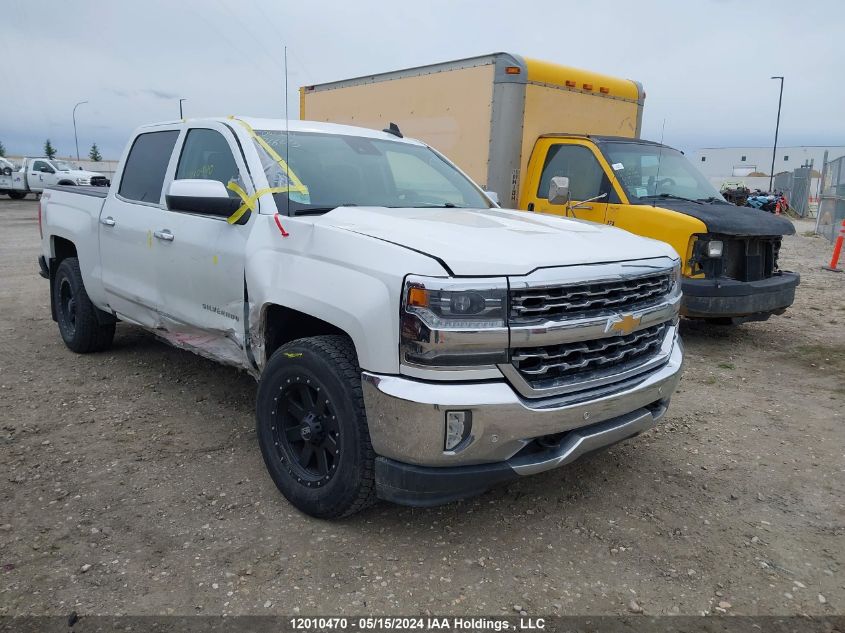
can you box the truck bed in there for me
[0,172,27,192]
[46,184,109,198]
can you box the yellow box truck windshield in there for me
[599,142,726,204]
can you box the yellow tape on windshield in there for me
[226,183,292,225]
[229,117,308,195]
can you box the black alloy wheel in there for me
[57,276,78,338]
[271,375,341,487]
[256,335,376,519]
[52,257,115,353]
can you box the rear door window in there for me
[118,131,180,204]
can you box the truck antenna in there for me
[652,118,666,205]
[284,45,291,217]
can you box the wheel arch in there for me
[48,237,78,321]
[51,235,78,264]
[48,239,114,327]
[259,303,352,368]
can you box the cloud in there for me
[143,89,180,100]
[1,0,842,159]
[110,88,179,100]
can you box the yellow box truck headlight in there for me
[705,240,723,258]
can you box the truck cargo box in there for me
[301,52,644,206]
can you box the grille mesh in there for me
[510,272,672,324]
[512,323,667,388]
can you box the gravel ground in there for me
[0,198,842,617]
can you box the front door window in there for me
[537,144,607,202]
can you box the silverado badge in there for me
[606,313,642,335]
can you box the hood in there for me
[643,199,795,237]
[314,206,676,276]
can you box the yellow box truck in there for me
[301,53,798,324]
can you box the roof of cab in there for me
[538,133,668,147]
[138,116,425,144]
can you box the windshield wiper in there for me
[696,196,726,204]
[408,202,463,208]
[639,193,702,205]
[291,208,332,216]
[291,203,358,216]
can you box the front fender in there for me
[245,216,447,374]
[254,259,392,371]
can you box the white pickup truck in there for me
[1,157,108,199]
[39,116,684,518]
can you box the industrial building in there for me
[692,145,844,181]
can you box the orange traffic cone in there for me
[823,220,845,272]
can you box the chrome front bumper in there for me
[362,333,683,468]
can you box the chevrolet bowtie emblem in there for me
[606,313,641,335]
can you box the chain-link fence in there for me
[774,161,815,217]
[815,154,845,242]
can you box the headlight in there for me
[705,240,723,258]
[76,177,88,185]
[400,275,508,368]
[671,261,682,290]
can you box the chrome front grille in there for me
[511,323,668,389]
[501,259,680,399]
[510,272,673,324]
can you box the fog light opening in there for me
[444,410,472,451]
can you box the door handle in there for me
[101,216,116,227]
[153,229,174,242]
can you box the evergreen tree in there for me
[0,140,5,157]
[44,139,57,159]
[88,142,102,162]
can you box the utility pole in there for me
[769,76,784,192]
[179,98,187,119]
[73,101,89,161]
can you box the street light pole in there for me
[769,76,784,192]
[179,98,187,119]
[73,101,89,161]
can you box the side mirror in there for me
[484,190,499,205]
[43,166,56,174]
[548,176,570,205]
[165,179,243,218]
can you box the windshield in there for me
[253,130,493,215]
[600,142,726,203]
[52,160,73,171]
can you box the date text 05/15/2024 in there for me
[289,617,547,631]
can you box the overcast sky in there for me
[1,0,842,160]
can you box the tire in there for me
[256,335,376,519]
[7,191,26,200]
[53,257,115,353]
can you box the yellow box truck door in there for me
[521,138,616,224]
